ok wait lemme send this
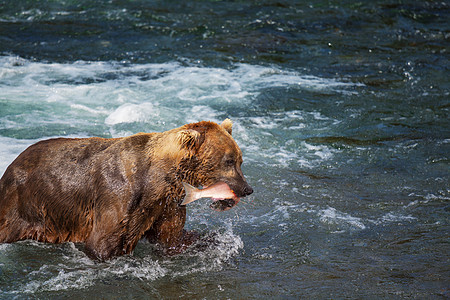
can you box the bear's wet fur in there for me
[0,119,253,260]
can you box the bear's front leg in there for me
[85,230,125,260]
[145,205,198,255]
[84,206,134,260]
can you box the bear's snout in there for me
[243,184,253,196]
[231,181,253,198]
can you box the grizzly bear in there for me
[0,119,253,260]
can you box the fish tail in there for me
[181,182,196,205]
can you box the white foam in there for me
[248,116,279,129]
[380,213,416,223]
[0,56,359,150]
[0,243,11,251]
[301,142,336,160]
[171,228,244,277]
[23,266,97,293]
[405,192,450,207]
[70,104,109,115]
[318,207,366,230]
[105,257,167,281]
[0,136,37,177]
[105,102,158,125]
[15,242,167,293]
[229,63,361,93]
[238,108,343,168]
[253,141,337,169]
[244,199,311,225]
[185,105,220,124]
[8,227,242,294]
[21,258,167,293]
[0,57,360,112]
[424,193,450,201]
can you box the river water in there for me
[0,0,449,298]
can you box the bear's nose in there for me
[243,185,253,196]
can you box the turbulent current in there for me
[0,1,449,298]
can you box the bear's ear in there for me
[177,129,203,151]
[221,118,232,135]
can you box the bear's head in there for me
[171,119,253,210]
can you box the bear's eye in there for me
[225,158,235,167]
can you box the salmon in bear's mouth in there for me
[181,182,241,211]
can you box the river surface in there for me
[0,1,449,299]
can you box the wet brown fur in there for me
[0,120,252,260]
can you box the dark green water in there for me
[0,0,449,298]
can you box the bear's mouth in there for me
[209,197,240,212]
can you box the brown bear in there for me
[0,119,253,260]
